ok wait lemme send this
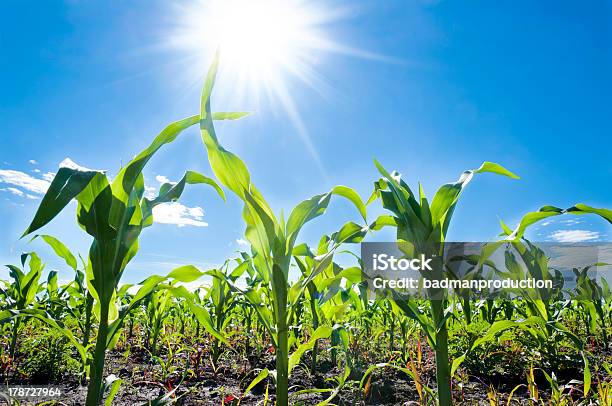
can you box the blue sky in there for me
[1,0,610,283]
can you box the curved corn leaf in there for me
[430,162,518,237]
[504,204,612,240]
[288,325,332,374]
[330,185,367,222]
[103,375,123,406]
[30,234,78,271]
[166,265,204,283]
[23,160,104,237]
[241,368,269,401]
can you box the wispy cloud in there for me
[28,159,38,165]
[0,169,50,195]
[1,187,24,197]
[152,202,208,227]
[42,172,55,182]
[549,229,600,243]
[236,238,249,246]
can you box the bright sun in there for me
[167,0,368,180]
[170,0,337,95]
[208,0,313,74]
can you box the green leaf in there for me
[129,275,167,306]
[288,325,333,374]
[186,301,227,344]
[331,185,367,222]
[23,162,104,237]
[568,203,611,223]
[451,354,466,378]
[292,243,313,257]
[430,162,518,234]
[335,266,363,284]
[286,193,331,244]
[583,353,591,395]
[167,265,204,283]
[242,368,268,399]
[368,215,397,231]
[507,203,611,240]
[474,162,520,179]
[104,375,123,406]
[31,234,77,270]
[185,171,226,201]
[110,115,200,215]
[211,112,251,120]
[16,308,87,368]
[330,221,367,244]
[471,317,545,350]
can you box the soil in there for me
[2,336,563,406]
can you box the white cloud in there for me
[59,157,94,171]
[42,172,56,182]
[144,186,157,199]
[156,175,171,184]
[236,238,249,246]
[29,160,38,165]
[152,202,208,227]
[1,187,24,196]
[550,229,600,243]
[32,169,41,173]
[0,169,50,194]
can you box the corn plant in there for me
[144,284,175,357]
[201,260,247,367]
[572,265,611,349]
[197,52,368,406]
[3,252,44,359]
[370,159,519,405]
[31,234,97,349]
[21,116,232,404]
[293,236,362,372]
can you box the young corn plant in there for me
[1,252,90,378]
[572,265,610,349]
[4,252,44,359]
[202,261,246,367]
[32,235,95,346]
[197,53,368,406]
[293,237,362,372]
[370,159,519,405]
[145,283,174,357]
[469,204,612,396]
[21,117,230,405]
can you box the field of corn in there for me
[1,55,611,406]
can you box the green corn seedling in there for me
[4,252,44,359]
[197,52,368,406]
[370,159,519,405]
[22,121,229,405]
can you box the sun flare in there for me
[208,0,313,74]
[166,0,352,179]
[170,0,338,97]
